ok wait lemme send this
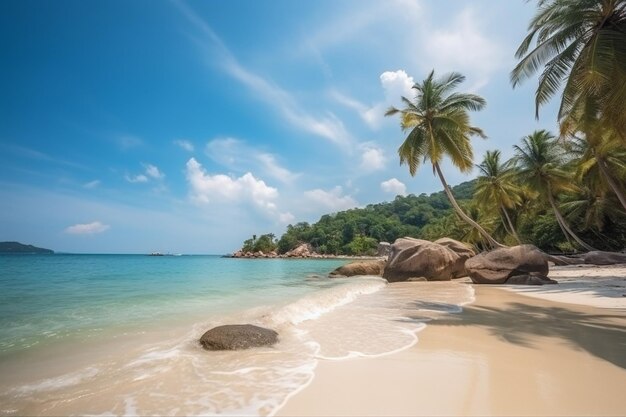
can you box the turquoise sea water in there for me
[0,254,474,416]
[0,254,348,355]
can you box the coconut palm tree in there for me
[513,129,596,251]
[563,117,626,210]
[475,150,523,243]
[385,70,503,248]
[511,0,626,134]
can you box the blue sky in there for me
[0,0,560,254]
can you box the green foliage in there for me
[242,233,277,253]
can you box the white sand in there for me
[277,281,626,416]
[503,264,626,308]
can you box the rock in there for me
[583,251,626,265]
[377,242,392,258]
[544,254,585,266]
[329,260,386,277]
[285,243,314,258]
[434,238,476,278]
[465,245,549,284]
[382,237,460,282]
[506,274,557,285]
[199,324,278,351]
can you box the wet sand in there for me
[277,285,626,416]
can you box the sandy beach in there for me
[277,266,626,416]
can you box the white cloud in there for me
[381,178,407,196]
[65,221,110,235]
[304,186,358,212]
[125,174,148,183]
[144,163,164,179]
[206,137,300,184]
[359,146,386,172]
[185,158,279,212]
[279,212,296,224]
[332,70,415,129]
[422,8,506,90]
[380,70,415,102]
[174,139,195,152]
[174,1,352,149]
[83,180,100,189]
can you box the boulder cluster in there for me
[231,243,326,259]
[330,237,558,286]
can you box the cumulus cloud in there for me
[304,186,358,212]
[206,138,300,184]
[125,174,148,183]
[65,221,110,235]
[125,163,165,183]
[359,145,386,172]
[174,139,195,152]
[332,70,416,129]
[185,158,279,212]
[144,163,165,179]
[381,178,407,196]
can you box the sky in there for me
[0,0,561,254]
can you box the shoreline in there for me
[277,277,626,416]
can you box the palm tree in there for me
[385,70,503,248]
[513,129,596,251]
[475,150,523,243]
[563,118,626,210]
[511,0,626,134]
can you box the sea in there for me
[0,254,474,416]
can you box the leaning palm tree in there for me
[514,129,596,251]
[475,150,523,243]
[385,70,503,248]
[511,0,626,134]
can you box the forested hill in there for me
[241,180,477,256]
[0,241,54,254]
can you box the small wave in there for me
[10,366,100,395]
[259,277,386,327]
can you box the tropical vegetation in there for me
[239,0,626,256]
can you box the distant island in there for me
[0,241,54,254]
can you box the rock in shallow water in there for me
[329,259,386,277]
[200,324,278,351]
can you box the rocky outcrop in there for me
[546,250,626,266]
[329,260,386,278]
[377,242,392,258]
[382,238,461,282]
[465,245,550,284]
[200,324,278,351]
[284,243,314,258]
[433,237,475,278]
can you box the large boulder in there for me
[506,274,558,285]
[465,245,549,284]
[382,238,460,282]
[434,238,475,278]
[200,324,278,351]
[583,251,626,265]
[329,259,386,278]
[377,242,392,258]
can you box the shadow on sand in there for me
[408,298,626,370]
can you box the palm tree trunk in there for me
[597,157,626,211]
[433,162,505,249]
[500,205,522,244]
[546,189,596,251]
